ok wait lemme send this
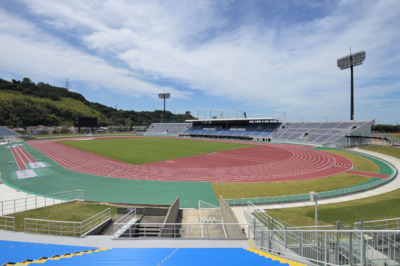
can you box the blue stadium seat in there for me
[0,240,97,265]
[1,243,294,265]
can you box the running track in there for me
[10,145,37,170]
[25,137,361,183]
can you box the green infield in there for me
[60,137,254,165]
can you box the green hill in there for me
[0,78,194,128]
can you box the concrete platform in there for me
[0,230,251,249]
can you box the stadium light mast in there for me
[337,50,366,120]
[158,93,171,123]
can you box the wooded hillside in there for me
[0,78,195,128]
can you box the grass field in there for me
[60,137,254,165]
[10,202,117,232]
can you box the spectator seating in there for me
[271,120,373,145]
[145,123,192,136]
[0,126,19,138]
[0,241,303,265]
[0,240,99,265]
[182,123,280,139]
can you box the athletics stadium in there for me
[0,117,399,265]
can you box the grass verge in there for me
[9,202,117,232]
[212,174,370,199]
[267,188,400,226]
[361,145,400,159]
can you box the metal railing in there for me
[0,189,84,216]
[255,229,400,266]
[349,132,400,146]
[245,202,400,265]
[24,208,110,237]
[0,215,15,231]
[198,200,222,222]
[355,217,400,230]
[114,222,249,239]
[112,208,137,239]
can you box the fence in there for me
[255,229,400,266]
[112,208,137,239]
[349,132,400,146]
[198,200,222,223]
[0,215,15,231]
[24,208,110,237]
[355,217,400,230]
[245,202,400,265]
[114,222,249,239]
[0,189,84,216]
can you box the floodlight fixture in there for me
[337,50,366,120]
[158,93,171,123]
[337,51,366,70]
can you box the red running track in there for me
[27,137,355,183]
[10,145,37,170]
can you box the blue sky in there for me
[0,0,399,124]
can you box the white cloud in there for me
[0,7,183,99]
[1,0,399,122]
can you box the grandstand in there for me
[145,123,192,136]
[0,126,19,138]
[181,118,280,141]
[145,118,376,147]
[0,240,304,265]
[272,120,375,146]
[0,126,20,145]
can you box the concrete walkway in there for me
[232,148,400,225]
[0,183,33,201]
[0,230,251,249]
[0,183,67,216]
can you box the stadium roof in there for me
[185,118,280,123]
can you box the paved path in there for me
[0,231,251,249]
[0,183,33,201]
[232,148,400,225]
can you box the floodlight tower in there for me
[158,93,171,123]
[337,50,366,120]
